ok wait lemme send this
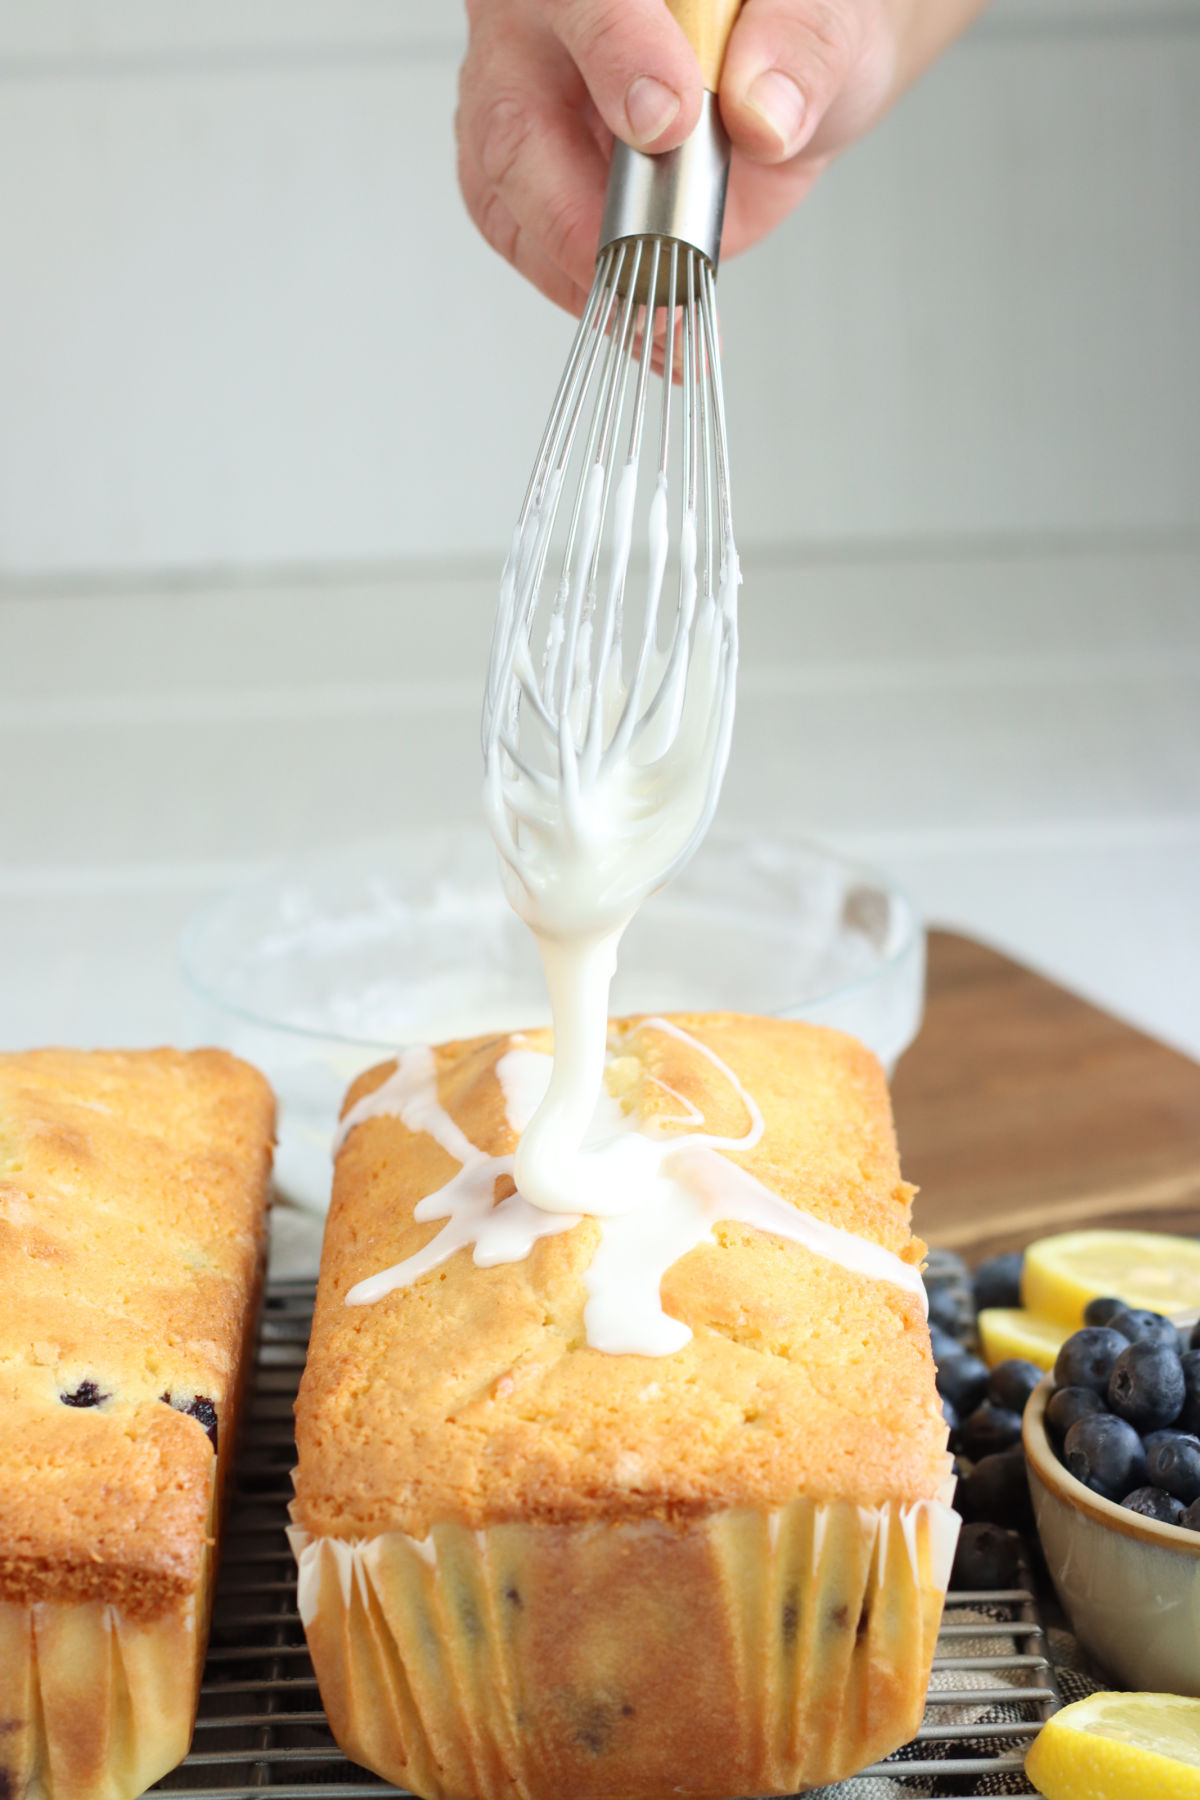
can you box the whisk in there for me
[482,0,743,950]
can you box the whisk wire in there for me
[699,263,733,546]
[484,213,739,903]
[576,239,662,752]
[549,242,643,721]
[516,244,614,533]
[572,235,668,776]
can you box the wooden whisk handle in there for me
[666,0,741,91]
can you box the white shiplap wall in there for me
[1,1,1197,1091]
[0,1,1197,571]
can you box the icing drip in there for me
[485,451,740,1223]
[341,396,926,1352]
[342,1021,926,1349]
[341,1048,578,1309]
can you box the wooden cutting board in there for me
[890,930,1200,1263]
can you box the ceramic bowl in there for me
[1024,1376,1200,1695]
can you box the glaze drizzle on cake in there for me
[341,1016,926,1354]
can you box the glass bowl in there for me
[180,828,924,1212]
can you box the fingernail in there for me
[625,75,681,147]
[744,69,806,156]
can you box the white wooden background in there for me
[1,0,1198,1072]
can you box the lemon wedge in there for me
[1026,1692,1200,1800]
[1022,1229,1200,1328]
[977,1307,1069,1370]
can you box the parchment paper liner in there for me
[0,1556,209,1800]
[288,1487,960,1800]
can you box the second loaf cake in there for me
[0,1048,274,1800]
[291,1013,957,1798]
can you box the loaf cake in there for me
[0,1048,274,1800]
[291,1013,957,1798]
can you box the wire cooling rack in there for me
[154,1280,1062,1800]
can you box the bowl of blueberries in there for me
[1022,1300,1200,1696]
[924,1239,1200,1682]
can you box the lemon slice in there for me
[977,1307,1069,1371]
[1022,1229,1200,1328]
[1026,1692,1200,1800]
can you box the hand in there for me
[456,0,983,313]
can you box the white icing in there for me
[470,422,925,1348]
[485,441,740,1228]
[334,1044,474,1164]
[341,1046,579,1308]
[343,1023,926,1346]
[495,1044,552,1134]
[344,1163,578,1306]
[340,342,926,1353]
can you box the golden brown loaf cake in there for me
[292,1015,957,1799]
[0,1047,274,1800]
[296,1013,946,1537]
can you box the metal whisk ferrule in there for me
[599,92,731,302]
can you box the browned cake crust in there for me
[0,1047,274,1620]
[293,1013,946,1541]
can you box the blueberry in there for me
[186,1396,219,1451]
[1121,1485,1185,1524]
[927,1280,974,1339]
[1083,1296,1126,1328]
[956,1446,1033,1531]
[1108,1341,1185,1433]
[936,1353,990,1417]
[1053,1327,1129,1396]
[1177,1351,1200,1436]
[1183,1497,1200,1533]
[926,1283,957,1329]
[925,1247,971,1285]
[60,1380,109,1408]
[972,1252,1024,1314]
[1190,1320,1200,1352]
[1146,1434,1200,1503]
[960,1400,1025,1461]
[1045,1385,1106,1445]
[941,1393,960,1437]
[1107,1307,1182,1353]
[1063,1413,1148,1501]
[162,1391,219,1452]
[950,1521,1022,1591]
[929,1324,962,1363]
[987,1359,1042,1415]
[1143,1428,1181,1456]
